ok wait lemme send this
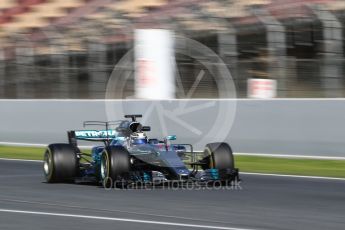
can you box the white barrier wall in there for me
[1,99,345,157]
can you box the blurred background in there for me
[0,0,345,99]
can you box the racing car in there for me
[43,114,239,187]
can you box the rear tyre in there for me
[43,144,78,183]
[100,146,130,188]
[202,142,234,170]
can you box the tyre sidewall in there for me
[45,144,77,183]
[204,142,234,170]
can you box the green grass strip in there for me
[235,155,345,178]
[0,145,344,178]
[0,145,45,160]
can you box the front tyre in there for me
[100,146,130,188]
[202,142,234,170]
[43,144,77,183]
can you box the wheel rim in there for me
[100,153,109,180]
[205,147,215,168]
[43,150,52,177]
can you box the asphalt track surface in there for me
[0,159,344,230]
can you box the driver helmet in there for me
[130,132,148,145]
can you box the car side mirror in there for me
[166,135,176,141]
[142,126,151,131]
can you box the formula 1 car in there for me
[43,114,239,187]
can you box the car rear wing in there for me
[68,120,123,147]
[67,129,118,147]
[70,129,118,141]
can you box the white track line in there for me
[241,172,345,181]
[0,208,255,230]
[0,158,344,181]
[0,142,47,147]
[0,158,42,162]
[0,98,345,101]
[0,142,93,149]
[233,153,345,160]
[1,141,344,160]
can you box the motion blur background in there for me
[0,0,345,98]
